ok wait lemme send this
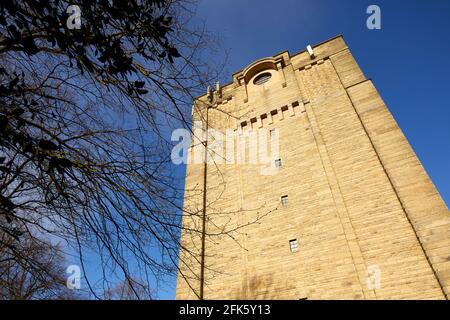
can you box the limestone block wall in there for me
[176,36,450,300]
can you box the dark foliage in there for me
[0,0,225,299]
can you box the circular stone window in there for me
[253,72,272,85]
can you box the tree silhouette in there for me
[0,0,226,299]
[0,232,81,299]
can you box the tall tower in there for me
[176,36,450,300]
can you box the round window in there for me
[253,72,272,85]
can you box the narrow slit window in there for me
[289,239,299,253]
[275,158,282,168]
[281,195,289,206]
[261,114,268,126]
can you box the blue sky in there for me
[155,0,450,300]
[81,1,450,300]
[194,0,450,207]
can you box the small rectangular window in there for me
[281,195,288,206]
[269,128,276,136]
[275,158,282,168]
[289,239,299,253]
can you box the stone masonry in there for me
[176,35,450,300]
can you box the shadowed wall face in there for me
[176,36,450,300]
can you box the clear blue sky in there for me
[194,0,450,208]
[158,0,450,299]
[84,1,450,300]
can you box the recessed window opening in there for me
[281,195,288,206]
[275,158,282,168]
[289,239,299,253]
[253,72,272,85]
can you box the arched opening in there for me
[253,72,272,85]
